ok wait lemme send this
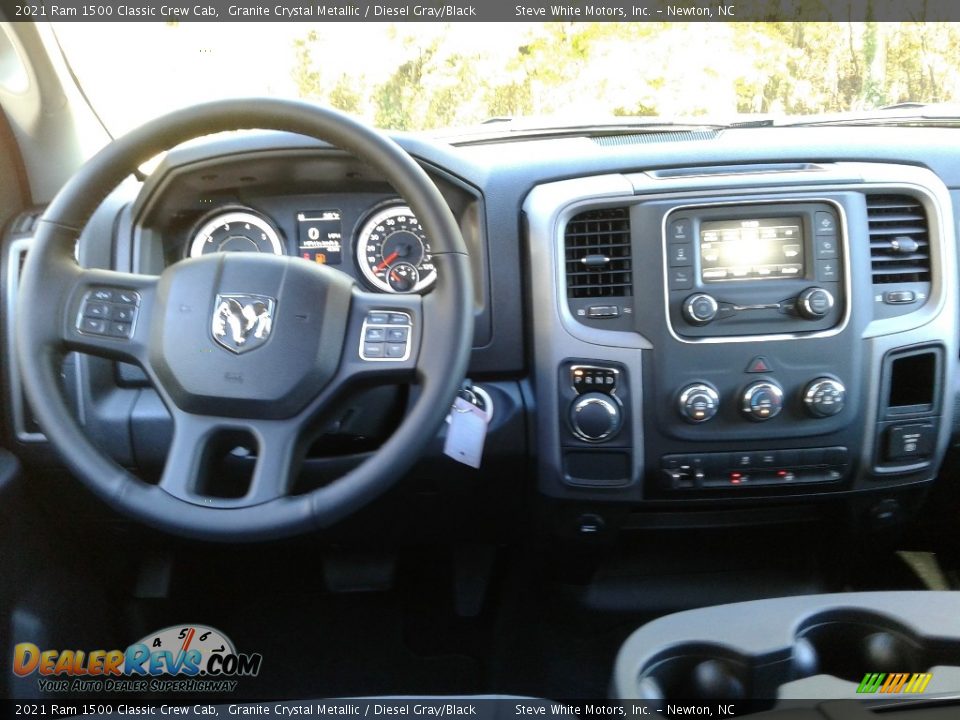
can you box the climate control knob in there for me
[570,392,622,442]
[803,377,846,417]
[678,383,720,424]
[683,293,719,325]
[797,287,835,320]
[740,381,784,421]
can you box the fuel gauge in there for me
[387,262,420,293]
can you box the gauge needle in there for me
[376,251,400,272]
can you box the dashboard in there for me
[4,122,960,534]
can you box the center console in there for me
[524,163,956,522]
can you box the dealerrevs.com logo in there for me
[12,624,263,693]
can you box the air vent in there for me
[866,194,931,284]
[564,208,632,298]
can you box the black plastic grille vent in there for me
[564,208,632,298]
[866,195,931,284]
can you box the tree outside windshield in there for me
[54,22,960,135]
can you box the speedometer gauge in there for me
[188,208,284,258]
[356,205,436,293]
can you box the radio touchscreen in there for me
[700,217,804,282]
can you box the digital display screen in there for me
[297,210,343,265]
[700,217,803,282]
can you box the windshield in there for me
[54,22,960,135]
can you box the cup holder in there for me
[795,610,932,683]
[638,644,752,701]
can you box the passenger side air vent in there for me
[564,207,632,298]
[866,195,931,284]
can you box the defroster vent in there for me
[564,207,632,298]
[866,194,931,284]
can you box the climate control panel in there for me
[675,376,847,424]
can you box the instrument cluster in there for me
[184,198,436,295]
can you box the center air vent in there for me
[866,195,931,284]
[564,207,632,298]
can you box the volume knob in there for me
[683,293,719,325]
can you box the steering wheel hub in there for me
[151,253,353,418]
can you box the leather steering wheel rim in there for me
[15,99,473,541]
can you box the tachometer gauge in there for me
[356,205,436,293]
[188,208,284,258]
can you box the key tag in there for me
[444,397,489,469]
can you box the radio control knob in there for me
[803,378,846,417]
[740,381,784,421]
[683,293,719,326]
[570,392,622,442]
[797,287,834,320]
[678,383,720,423]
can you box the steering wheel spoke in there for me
[158,409,304,509]
[59,268,157,366]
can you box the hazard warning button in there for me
[745,356,773,373]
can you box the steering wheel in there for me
[15,99,473,541]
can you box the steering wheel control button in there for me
[683,293,718,325]
[386,327,408,343]
[569,392,622,443]
[571,365,619,394]
[360,310,411,361]
[78,288,140,339]
[803,378,846,417]
[740,381,784,421]
[678,383,720,423]
[797,287,834,319]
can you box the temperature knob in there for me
[570,392,622,442]
[678,383,720,423]
[803,378,846,417]
[797,287,834,320]
[683,293,719,326]
[741,381,784,421]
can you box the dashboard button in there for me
[815,259,839,282]
[682,293,718,325]
[669,243,693,266]
[668,219,691,242]
[386,327,408,343]
[815,236,839,259]
[385,343,407,358]
[388,313,410,325]
[365,327,386,342]
[367,312,389,325]
[814,211,837,235]
[669,267,694,290]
